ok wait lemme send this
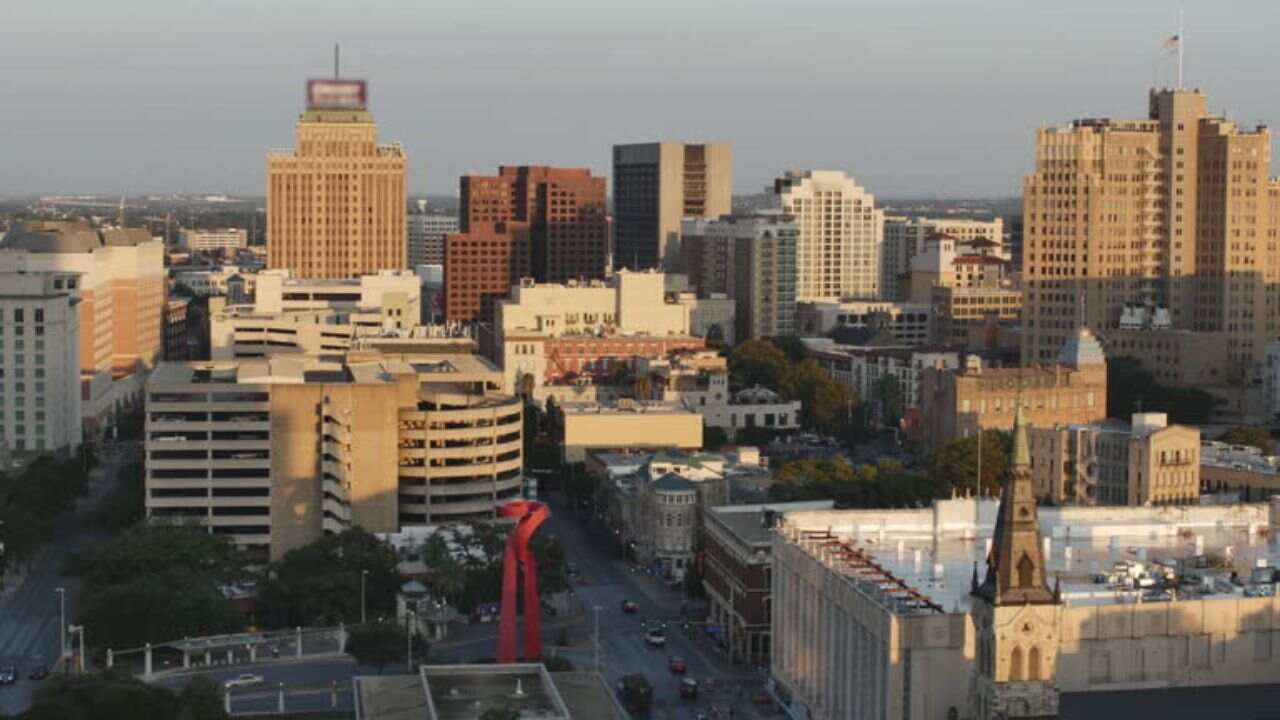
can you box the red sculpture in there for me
[497,500,550,663]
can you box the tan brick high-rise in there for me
[1022,88,1280,375]
[267,80,407,279]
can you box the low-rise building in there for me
[801,338,961,417]
[0,272,83,466]
[636,350,800,438]
[208,269,422,360]
[558,400,702,463]
[1029,413,1201,506]
[492,270,711,393]
[882,216,1005,300]
[701,501,834,667]
[771,411,1280,720]
[145,353,522,561]
[921,328,1108,450]
[797,300,930,345]
[172,265,259,298]
[179,228,247,254]
[929,284,1022,347]
[1200,440,1280,501]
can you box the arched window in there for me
[1010,646,1025,681]
[1028,646,1042,680]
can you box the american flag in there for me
[1162,34,1181,51]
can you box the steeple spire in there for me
[973,405,1056,605]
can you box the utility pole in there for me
[406,610,416,671]
[56,587,66,659]
[361,569,369,624]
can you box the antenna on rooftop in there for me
[334,43,340,79]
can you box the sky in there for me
[2,0,1277,198]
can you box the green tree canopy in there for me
[22,670,228,720]
[258,527,402,628]
[928,429,1011,497]
[875,374,905,429]
[768,457,945,508]
[345,620,421,674]
[1218,426,1276,456]
[729,339,792,390]
[784,359,858,436]
[1108,356,1215,424]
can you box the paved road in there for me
[152,657,357,715]
[0,443,136,716]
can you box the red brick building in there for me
[444,221,530,324]
[460,166,608,284]
[541,335,704,383]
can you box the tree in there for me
[1108,356,1215,424]
[345,620,408,674]
[704,324,727,352]
[519,372,535,399]
[703,425,730,451]
[729,339,791,390]
[71,525,250,650]
[928,430,1011,497]
[22,669,228,720]
[767,457,945,509]
[257,527,402,628]
[479,708,520,720]
[875,374,905,429]
[785,360,858,436]
[1218,426,1276,456]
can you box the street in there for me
[151,657,357,715]
[0,442,136,716]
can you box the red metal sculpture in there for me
[496,500,550,663]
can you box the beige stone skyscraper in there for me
[1022,88,1280,374]
[773,170,884,301]
[267,79,407,279]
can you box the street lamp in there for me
[406,610,416,671]
[55,588,66,659]
[592,605,602,673]
[68,625,85,673]
[360,570,369,624]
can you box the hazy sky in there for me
[3,0,1277,198]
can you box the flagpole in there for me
[1177,7,1184,89]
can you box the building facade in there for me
[921,328,1108,450]
[681,213,798,341]
[491,270,708,393]
[0,223,165,437]
[797,300,931,344]
[144,354,522,561]
[444,222,530,324]
[612,142,732,271]
[179,228,248,254]
[460,166,608,284]
[407,209,458,268]
[930,285,1023,347]
[266,78,407,279]
[773,170,884,301]
[0,272,83,464]
[1028,413,1200,506]
[883,217,1005,300]
[1022,88,1280,377]
[558,402,703,463]
[164,297,190,361]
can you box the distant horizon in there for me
[3,1,1277,197]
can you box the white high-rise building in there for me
[772,170,884,301]
[0,272,83,464]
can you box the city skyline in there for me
[3,0,1278,198]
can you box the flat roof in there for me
[560,402,698,416]
[422,664,569,720]
[780,499,1277,616]
[710,501,836,548]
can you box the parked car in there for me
[28,666,49,681]
[645,626,666,648]
[224,673,264,689]
[668,656,687,674]
[620,600,639,614]
[0,667,16,685]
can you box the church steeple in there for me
[974,405,1055,605]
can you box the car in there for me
[615,674,653,714]
[0,667,16,685]
[668,656,687,674]
[620,600,639,614]
[680,677,699,699]
[224,673,264,689]
[28,666,49,681]
[644,626,666,647]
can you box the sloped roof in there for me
[651,473,696,492]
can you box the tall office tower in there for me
[444,222,530,324]
[682,213,798,341]
[459,166,608,283]
[612,142,732,271]
[267,79,407,279]
[1022,88,1280,371]
[407,204,459,267]
[772,170,885,301]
